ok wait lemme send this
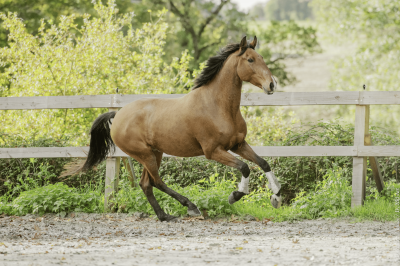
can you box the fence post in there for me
[364,134,385,192]
[104,107,120,212]
[352,105,369,207]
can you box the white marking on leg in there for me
[271,194,282,209]
[238,176,249,194]
[265,171,281,194]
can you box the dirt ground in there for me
[0,213,399,266]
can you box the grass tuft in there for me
[1,163,399,222]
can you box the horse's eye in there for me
[248,58,254,63]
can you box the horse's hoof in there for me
[167,217,181,223]
[270,194,282,209]
[228,191,247,205]
[187,206,201,217]
[160,215,180,223]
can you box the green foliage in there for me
[1,150,398,222]
[268,121,400,203]
[0,136,107,199]
[113,174,239,217]
[138,1,320,87]
[2,167,397,222]
[0,0,139,48]
[367,180,400,202]
[159,158,240,188]
[243,107,298,145]
[263,0,314,21]
[311,0,400,134]
[0,0,192,145]
[291,165,352,219]
[2,121,399,208]
[350,198,398,222]
[249,20,321,86]
[142,0,247,66]
[3,183,102,216]
[261,166,398,222]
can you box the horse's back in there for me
[110,95,204,157]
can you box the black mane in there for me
[192,41,254,90]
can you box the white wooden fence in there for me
[1,91,400,209]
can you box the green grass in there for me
[350,198,398,222]
[231,198,399,222]
[1,169,398,223]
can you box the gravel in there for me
[0,213,399,265]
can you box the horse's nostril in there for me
[270,82,274,90]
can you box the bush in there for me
[1,163,398,222]
[291,165,352,219]
[113,174,239,217]
[0,136,106,199]
[0,0,192,145]
[159,121,400,204]
[2,121,399,206]
[262,121,400,203]
[2,183,103,216]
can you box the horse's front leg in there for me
[231,141,282,209]
[207,147,251,204]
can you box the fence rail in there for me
[1,91,400,110]
[1,145,400,159]
[1,91,399,209]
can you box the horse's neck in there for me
[207,58,242,115]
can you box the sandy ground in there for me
[0,213,399,266]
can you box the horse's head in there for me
[237,36,277,95]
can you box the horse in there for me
[71,36,282,221]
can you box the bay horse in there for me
[76,36,282,221]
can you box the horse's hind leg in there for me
[231,141,282,209]
[139,150,201,221]
[139,169,176,221]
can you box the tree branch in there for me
[197,41,221,57]
[198,0,228,39]
[269,56,286,63]
[166,0,197,40]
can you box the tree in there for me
[311,0,400,134]
[264,0,314,21]
[142,0,320,86]
[248,3,266,21]
[0,0,191,145]
[250,20,321,87]
[0,0,321,88]
[143,0,247,66]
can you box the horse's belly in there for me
[162,148,204,158]
[153,135,204,157]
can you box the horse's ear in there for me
[239,36,247,50]
[250,36,257,48]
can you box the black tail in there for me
[82,111,116,171]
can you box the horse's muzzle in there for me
[262,86,274,95]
